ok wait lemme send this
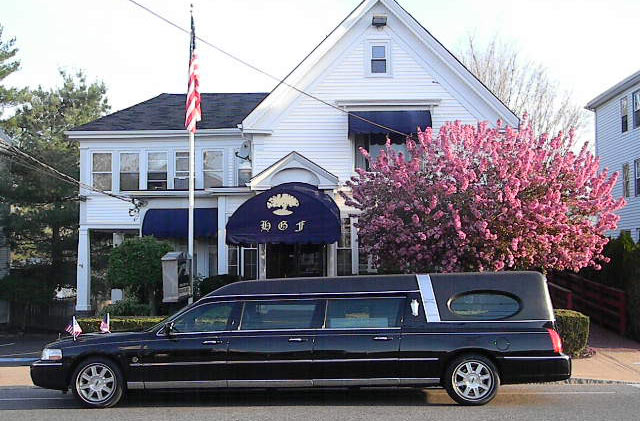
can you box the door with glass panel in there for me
[142,301,236,386]
[226,299,323,386]
[312,296,404,385]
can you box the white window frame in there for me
[173,150,190,190]
[365,39,391,77]
[337,216,353,276]
[91,151,113,192]
[202,149,225,188]
[623,163,630,198]
[119,151,140,192]
[146,151,168,190]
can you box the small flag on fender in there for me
[100,313,110,334]
[65,316,82,341]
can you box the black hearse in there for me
[31,271,570,407]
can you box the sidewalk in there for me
[572,324,640,383]
[1,327,640,387]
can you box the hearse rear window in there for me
[448,291,520,320]
[240,300,321,330]
[325,298,403,328]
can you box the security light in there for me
[372,15,387,27]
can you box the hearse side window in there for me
[325,297,404,328]
[240,300,322,330]
[171,302,234,333]
[449,292,520,320]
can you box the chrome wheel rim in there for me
[76,363,116,403]
[452,360,493,401]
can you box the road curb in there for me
[564,377,636,385]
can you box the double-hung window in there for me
[147,152,168,190]
[633,90,640,129]
[203,150,224,188]
[174,151,189,190]
[367,41,390,76]
[92,152,112,191]
[635,159,640,196]
[119,152,139,191]
[623,163,630,197]
[354,132,408,170]
[337,217,353,276]
[621,97,629,132]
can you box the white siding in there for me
[594,82,640,241]
[253,22,477,183]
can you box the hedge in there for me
[78,316,165,333]
[554,309,590,357]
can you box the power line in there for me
[125,0,418,140]
[0,139,141,208]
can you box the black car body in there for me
[32,272,571,407]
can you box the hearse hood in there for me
[44,331,151,349]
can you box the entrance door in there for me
[266,244,325,278]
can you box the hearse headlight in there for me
[41,348,63,361]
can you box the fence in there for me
[548,272,628,335]
[7,298,75,332]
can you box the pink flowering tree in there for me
[343,117,625,273]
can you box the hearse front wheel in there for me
[443,354,499,406]
[71,357,124,408]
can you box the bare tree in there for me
[457,35,586,136]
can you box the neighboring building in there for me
[587,70,640,241]
[0,128,11,280]
[67,0,518,312]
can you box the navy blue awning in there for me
[226,182,340,245]
[348,110,431,135]
[142,208,218,239]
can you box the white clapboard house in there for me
[587,70,640,241]
[68,0,518,312]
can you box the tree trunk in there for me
[147,284,157,316]
[51,223,61,273]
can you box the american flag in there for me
[100,313,110,334]
[185,12,201,133]
[65,316,82,341]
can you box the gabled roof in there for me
[249,151,339,191]
[586,69,640,111]
[70,93,268,132]
[242,0,519,131]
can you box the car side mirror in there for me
[164,322,175,336]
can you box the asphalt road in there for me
[0,383,639,421]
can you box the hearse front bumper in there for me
[498,354,571,384]
[30,360,69,391]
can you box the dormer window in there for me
[366,40,390,77]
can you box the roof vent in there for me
[372,15,387,28]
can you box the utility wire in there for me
[125,0,418,140]
[0,139,140,206]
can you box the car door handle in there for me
[288,337,308,343]
[373,336,393,341]
[202,339,224,345]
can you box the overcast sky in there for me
[2,0,639,141]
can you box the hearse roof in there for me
[207,274,419,297]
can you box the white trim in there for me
[66,128,242,139]
[416,274,440,322]
[335,99,441,109]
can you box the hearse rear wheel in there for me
[443,354,499,406]
[71,357,124,408]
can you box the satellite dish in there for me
[236,140,251,161]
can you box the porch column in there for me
[76,228,91,312]
[217,197,228,274]
[327,242,337,276]
[258,243,267,280]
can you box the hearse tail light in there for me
[547,328,563,354]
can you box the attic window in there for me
[367,40,390,76]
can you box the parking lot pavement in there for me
[0,384,638,420]
[0,335,58,366]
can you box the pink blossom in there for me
[342,117,624,274]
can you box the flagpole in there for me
[188,130,195,304]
